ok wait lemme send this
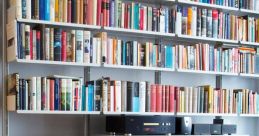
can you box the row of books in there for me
[10,1,259,40]
[176,6,259,42]
[238,16,259,43]
[176,86,259,114]
[9,73,259,114]
[17,24,103,64]
[189,0,238,7]
[239,0,259,11]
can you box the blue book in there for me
[134,3,139,30]
[45,0,50,20]
[76,30,83,62]
[81,86,86,111]
[22,0,26,18]
[110,0,115,27]
[17,24,21,59]
[132,82,139,112]
[39,0,45,20]
[153,45,157,67]
[122,42,126,65]
[165,8,169,33]
[54,78,60,110]
[165,46,172,68]
[88,84,94,111]
[54,28,61,61]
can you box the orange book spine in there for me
[187,7,192,35]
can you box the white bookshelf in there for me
[103,26,176,38]
[177,34,239,44]
[103,64,175,72]
[239,73,259,78]
[11,59,101,67]
[240,9,259,15]
[176,69,239,76]
[16,110,101,115]
[17,18,102,29]
[102,111,175,116]
[239,114,259,117]
[240,41,259,46]
[177,0,239,11]
[177,112,238,117]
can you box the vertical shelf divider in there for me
[84,67,91,136]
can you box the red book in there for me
[67,0,72,23]
[169,85,175,113]
[113,81,117,112]
[97,0,102,25]
[61,31,67,62]
[165,85,170,112]
[124,4,128,28]
[74,87,79,111]
[87,0,93,25]
[139,7,144,30]
[106,0,110,27]
[156,85,162,112]
[175,87,180,112]
[30,29,33,60]
[212,9,218,20]
[102,0,107,26]
[162,85,165,112]
[150,84,156,112]
[50,79,54,111]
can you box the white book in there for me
[50,0,55,21]
[93,0,97,25]
[145,42,149,67]
[131,3,134,29]
[139,82,146,112]
[121,81,127,112]
[15,0,22,19]
[191,7,197,36]
[45,28,50,60]
[61,79,67,110]
[26,0,31,19]
[117,40,121,65]
[115,81,121,112]
[76,30,84,63]
[143,6,147,31]
[184,87,189,113]
[31,77,37,110]
[83,31,91,63]
[109,85,114,112]
[147,7,152,31]
[160,8,165,33]
[121,3,125,28]
[133,41,138,66]
[25,81,28,110]
[189,87,193,113]
[42,77,47,110]
[46,79,50,110]
[101,33,107,64]
[176,8,182,35]
[102,79,108,112]
[85,87,88,111]
[96,38,101,64]
[36,77,41,111]
[92,38,97,64]
[66,79,73,111]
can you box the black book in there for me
[127,81,134,112]
[71,0,77,23]
[95,79,102,111]
[152,7,158,32]
[19,79,23,110]
[54,28,61,61]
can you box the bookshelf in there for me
[4,0,259,136]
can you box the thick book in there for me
[54,28,61,61]
[75,30,83,62]
[126,81,134,112]
[8,73,20,110]
[156,85,162,112]
[139,81,146,112]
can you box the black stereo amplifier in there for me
[106,116,176,135]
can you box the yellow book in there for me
[187,7,192,35]
[59,0,63,22]
[145,42,150,67]
[55,0,59,22]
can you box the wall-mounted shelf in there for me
[102,111,175,116]
[177,112,238,117]
[103,64,175,72]
[16,110,101,115]
[240,41,259,46]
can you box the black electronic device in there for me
[213,118,224,124]
[210,124,222,135]
[192,124,211,135]
[222,125,237,135]
[176,117,192,135]
[106,116,176,135]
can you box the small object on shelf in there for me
[192,124,211,135]
[210,124,222,135]
[222,124,237,135]
[176,117,192,135]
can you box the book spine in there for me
[76,30,83,62]
[41,77,47,110]
[61,79,67,110]
[50,79,54,110]
[45,28,50,60]
[54,78,60,110]
[36,77,41,111]
[83,31,91,63]
[139,82,146,112]
[61,30,67,62]
[54,28,61,61]
[212,10,219,38]
[169,85,175,112]
[25,25,30,60]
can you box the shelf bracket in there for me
[84,67,91,136]
[155,71,161,84]
[216,75,222,89]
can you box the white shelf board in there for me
[177,0,238,11]
[240,9,259,15]
[176,69,238,76]
[103,64,175,72]
[177,34,238,44]
[17,18,101,29]
[17,110,101,115]
[13,59,101,67]
[240,41,259,46]
[239,114,259,117]
[103,27,176,38]
[239,73,259,78]
[177,112,238,117]
[102,111,175,116]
